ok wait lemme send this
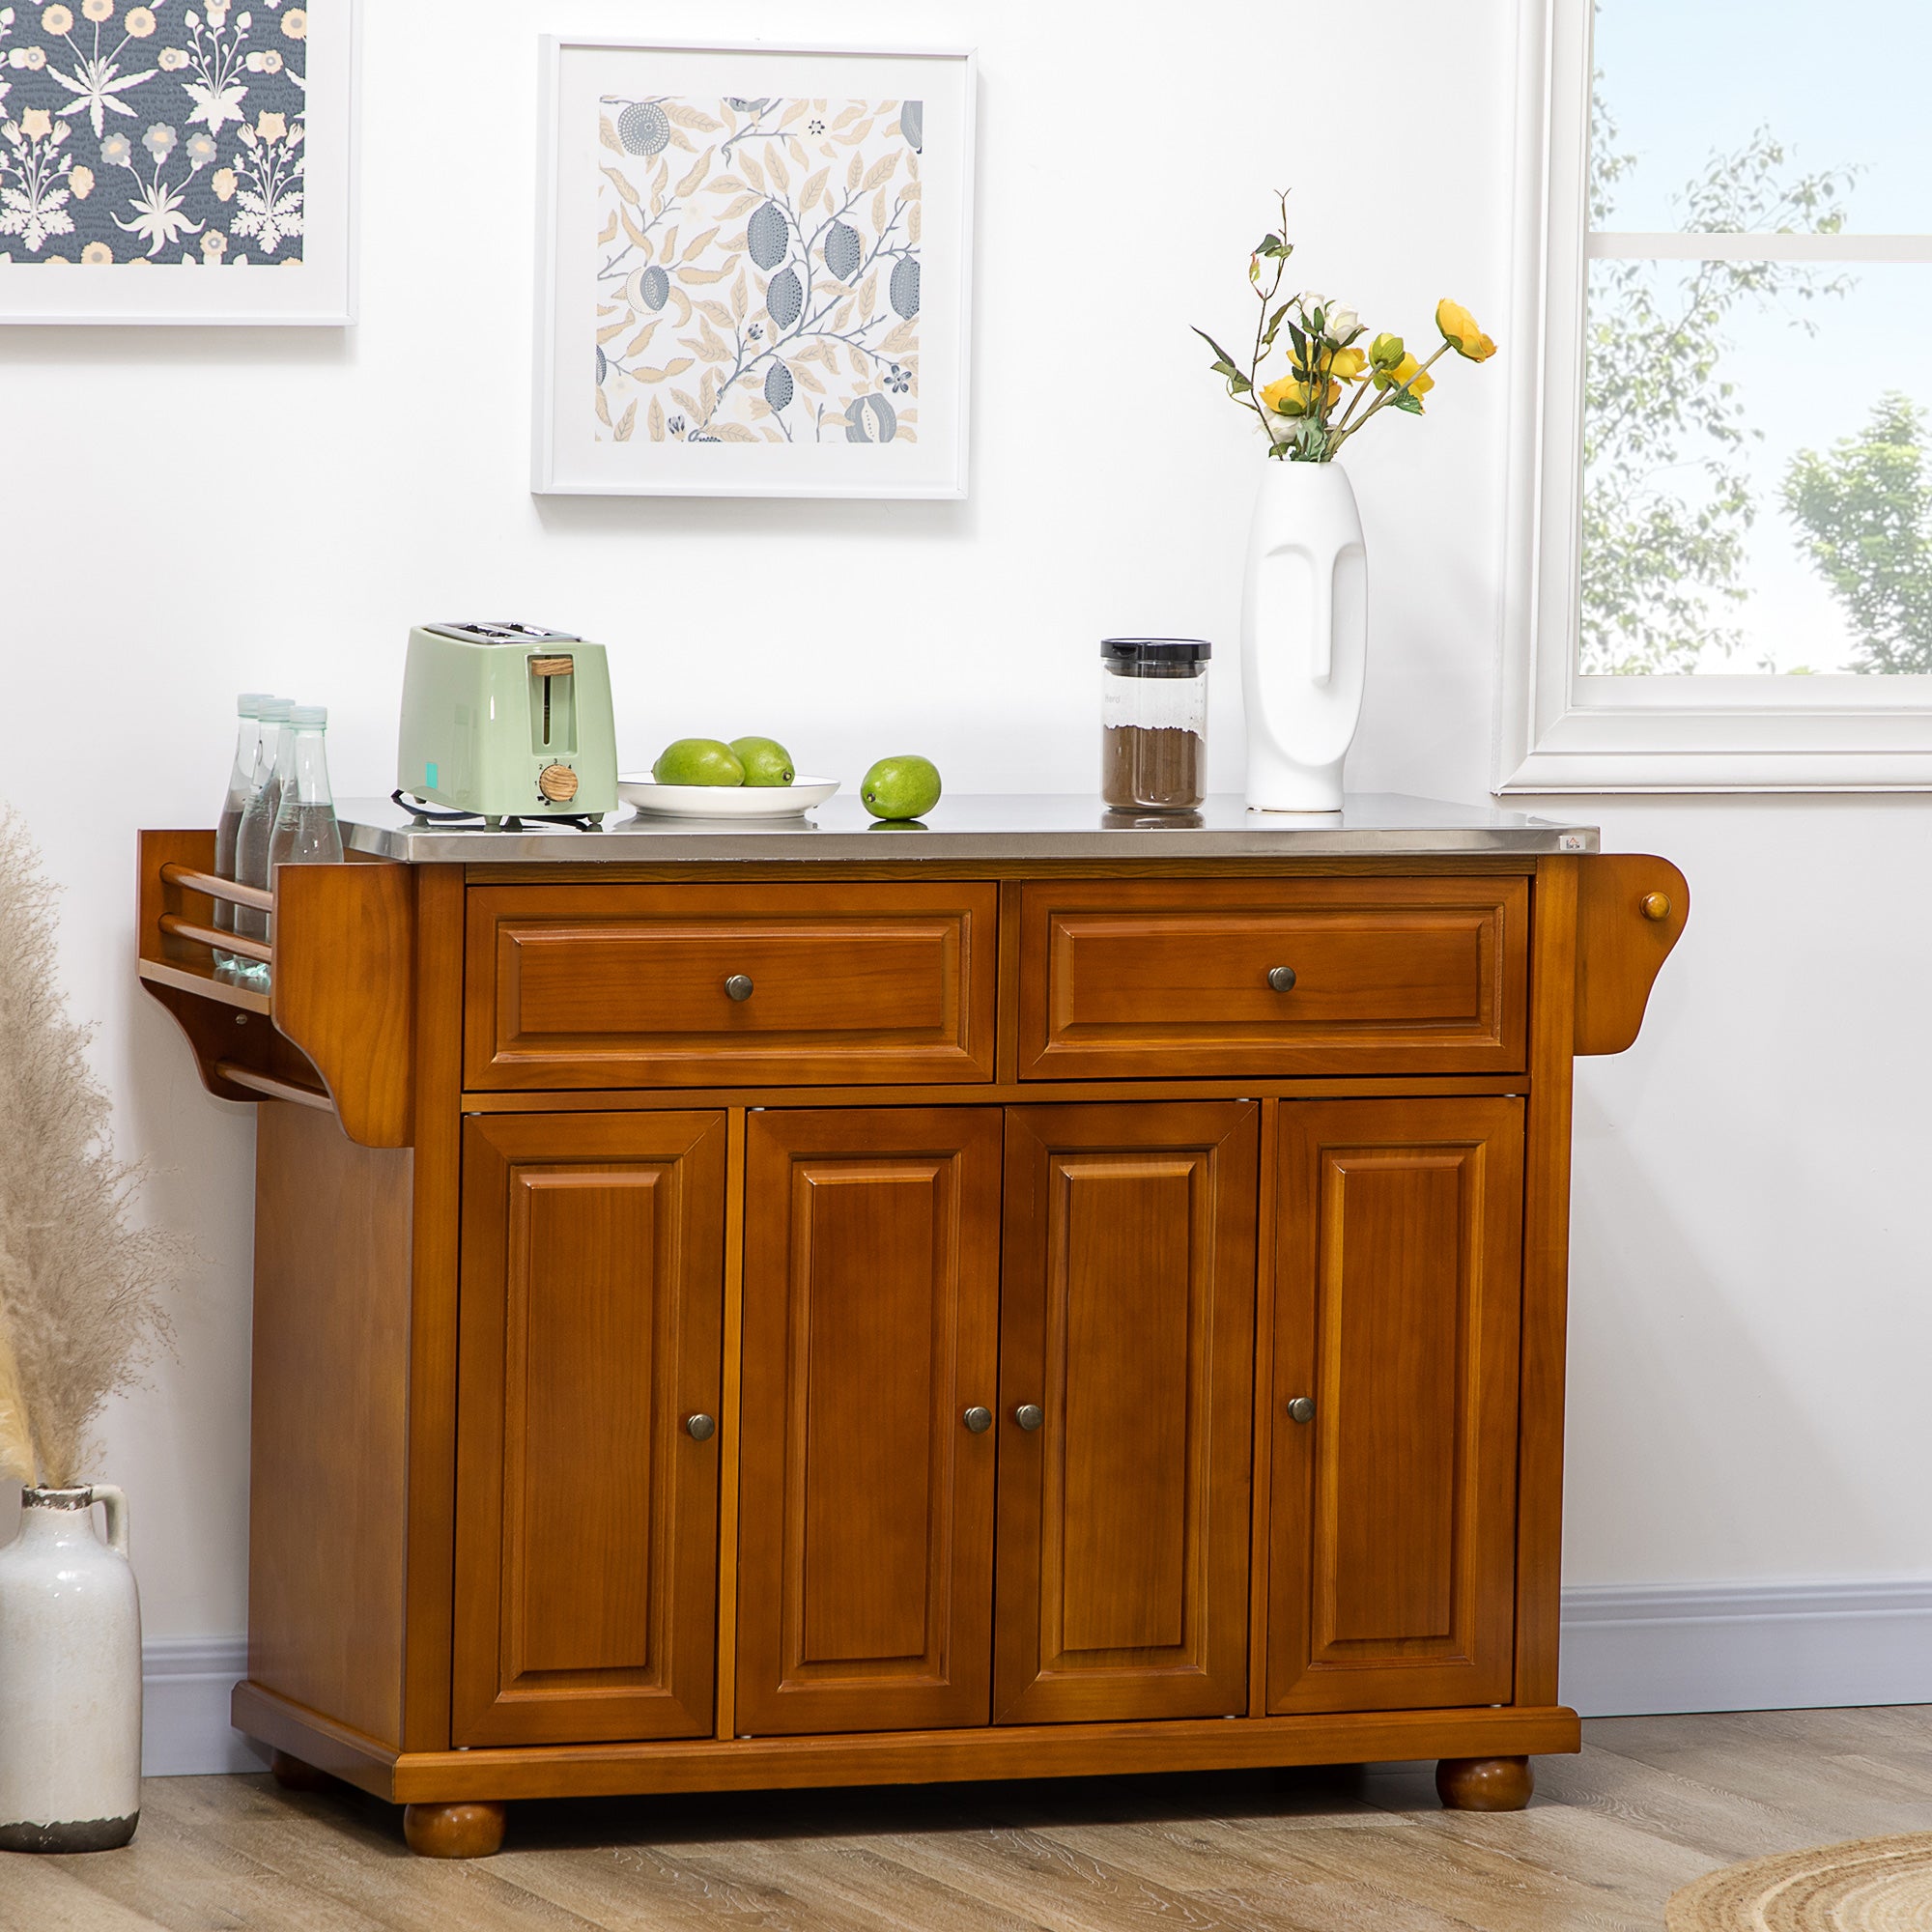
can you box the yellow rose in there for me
[212,166,237,200]
[124,3,154,31]
[1261,375,1340,418]
[1373,352,1435,402]
[1327,346,1367,383]
[21,106,51,137]
[69,163,94,197]
[281,6,307,37]
[81,240,112,263]
[41,4,72,31]
[1436,298,1496,362]
[256,109,287,140]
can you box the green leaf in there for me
[1227,374,1252,394]
[1390,391,1426,414]
[1191,326,1249,383]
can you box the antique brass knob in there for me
[963,1406,992,1434]
[1267,965,1297,992]
[1640,892,1671,922]
[685,1414,716,1441]
[1014,1404,1044,1432]
[1286,1396,1316,1424]
[536,763,580,803]
[724,974,754,1001]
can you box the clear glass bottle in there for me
[265,706,344,970]
[234,697,295,986]
[1100,639,1210,810]
[213,694,276,979]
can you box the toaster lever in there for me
[528,655,575,678]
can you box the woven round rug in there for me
[1666,1833,1932,1930]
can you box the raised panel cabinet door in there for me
[995,1102,1259,1724]
[737,1108,1003,1735]
[452,1112,726,1747]
[1267,1097,1524,1715]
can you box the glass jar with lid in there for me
[1100,638,1210,811]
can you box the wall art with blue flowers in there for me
[0,0,306,264]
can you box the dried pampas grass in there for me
[0,810,185,1490]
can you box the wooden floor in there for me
[3,1708,1930,1931]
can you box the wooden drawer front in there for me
[1017,877,1528,1079]
[466,883,998,1090]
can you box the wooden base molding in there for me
[233,1682,1579,1807]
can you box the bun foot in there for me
[269,1749,336,1793]
[1435,1755,1534,1811]
[403,1800,508,1860]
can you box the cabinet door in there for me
[737,1108,1003,1735]
[453,1113,725,1747]
[1267,1097,1523,1714]
[995,1102,1258,1724]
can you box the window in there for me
[1498,0,1932,790]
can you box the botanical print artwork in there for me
[593,95,923,446]
[0,0,306,264]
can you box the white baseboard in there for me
[139,1585,1932,1776]
[1561,1580,1932,1719]
[143,1638,260,1776]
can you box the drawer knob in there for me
[1266,965,1297,993]
[1286,1396,1316,1424]
[724,974,754,1002]
[1013,1403,1044,1432]
[1640,892,1671,922]
[685,1413,716,1441]
[963,1406,992,1434]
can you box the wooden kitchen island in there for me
[137,794,1686,1858]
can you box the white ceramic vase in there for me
[1239,458,1368,812]
[0,1486,142,1853]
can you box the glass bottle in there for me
[265,706,344,969]
[234,697,295,986]
[1099,638,1210,810]
[213,694,275,979]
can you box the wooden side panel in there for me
[1017,876,1529,1079]
[272,858,416,1147]
[1575,853,1689,1056]
[737,1108,1003,1736]
[464,882,998,1090]
[453,1112,726,1747]
[1268,1096,1523,1714]
[248,1104,412,1746]
[995,1103,1258,1724]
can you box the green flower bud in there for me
[1370,332,1406,370]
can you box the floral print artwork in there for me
[0,0,306,263]
[593,95,923,446]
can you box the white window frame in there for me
[1495,0,1932,793]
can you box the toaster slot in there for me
[527,655,577,753]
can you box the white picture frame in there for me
[0,0,356,326]
[533,37,975,499]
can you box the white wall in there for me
[2,0,1927,1690]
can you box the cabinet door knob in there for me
[963,1406,992,1434]
[1640,892,1671,922]
[1013,1403,1044,1432]
[724,974,754,1002]
[1266,965,1297,993]
[685,1413,716,1441]
[1286,1396,1316,1424]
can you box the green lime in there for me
[653,738,745,785]
[861,754,941,821]
[730,735,796,786]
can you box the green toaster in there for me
[396,621,619,823]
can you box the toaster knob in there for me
[537,763,580,803]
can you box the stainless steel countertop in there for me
[336,793,1598,863]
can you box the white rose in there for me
[1322,303,1360,342]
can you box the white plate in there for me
[619,775,840,819]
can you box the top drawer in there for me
[1017,876,1529,1079]
[466,882,998,1090]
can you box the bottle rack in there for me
[137,830,417,1148]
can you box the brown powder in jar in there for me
[1102,724,1204,810]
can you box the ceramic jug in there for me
[0,1486,142,1852]
[1239,459,1368,812]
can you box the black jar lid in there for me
[1100,637,1212,670]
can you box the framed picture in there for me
[533,37,975,499]
[0,0,355,325]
